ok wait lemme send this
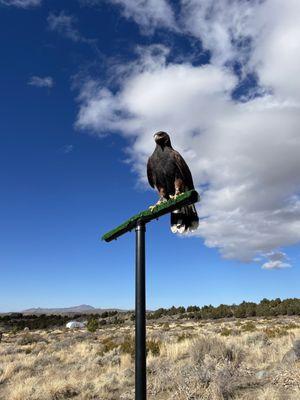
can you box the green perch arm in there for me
[101,189,200,242]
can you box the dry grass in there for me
[1,317,300,399]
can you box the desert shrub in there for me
[87,318,99,333]
[97,348,121,367]
[180,325,195,330]
[119,336,160,358]
[191,336,230,363]
[50,338,77,351]
[111,316,125,325]
[98,338,119,356]
[246,331,270,346]
[162,323,170,331]
[177,333,193,342]
[283,322,299,330]
[17,333,47,345]
[220,327,233,336]
[50,384,78,400]
[241,321,257,332]
[73,332,91,341]
[263,326,289,338]
[120,335,135,357]
[190,336,244,366]
[12,326,21,334]
[147,340,161,356]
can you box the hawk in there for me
[147,131,199,233]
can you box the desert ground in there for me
[1,317,300,400]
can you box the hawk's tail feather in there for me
[170,204,199,234]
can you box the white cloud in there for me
[61,144,74,154]
[84,0,176,35]
[48,11,82,42]
[262,252,292,270]
[76,1,300,268]
[181,0,300,100]
[28,76,54,88]
[249,0,300,102]
[0,0,41,7]
[180,0,258,67]
[47,11,96,46]
[262,261,291,270]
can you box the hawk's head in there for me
[153,131,171,147]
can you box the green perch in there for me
[101,189,200,242]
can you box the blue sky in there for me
[1,0,300,312]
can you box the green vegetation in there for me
[147,340,161,356]
[119,335,161,358]
[98,337,119,355]
[17,333,48,345]
[220,327,234,336]
[241,321,257,332]
[147,298,300,320]
[0,310,123,332]
[99,310,118,318]
[120,335,135,357]
[2,298,300,333]
[148,306,185,319]
[263,326,291,338]
[177,332,195,341]
[0,313,69,331]
[86,318,99,333]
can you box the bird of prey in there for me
[147,131,199,233]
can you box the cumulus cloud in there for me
[262,261,291,270]
[180,0,258,67]
[76,1,300,268]
[181,0,300,100]
[28,76,54,88]
[249,0,300,101]
[262,251,291,270]
[0,0,41,7]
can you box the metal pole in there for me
[135,219,146,400]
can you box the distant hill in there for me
[22,304,126,315]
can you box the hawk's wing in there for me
[172,150,195,190]
[147,157,155,188]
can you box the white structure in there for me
[66,321,85,329]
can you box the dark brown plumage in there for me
[147,131,199,233]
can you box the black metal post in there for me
[135,220,146,400]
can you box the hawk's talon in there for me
[170,192,181,200]
[149,197,167,212]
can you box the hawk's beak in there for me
[154,133,159,140]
